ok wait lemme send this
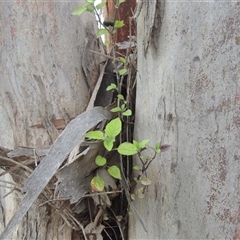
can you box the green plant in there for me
[72,0,170,234]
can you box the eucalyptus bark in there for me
[0,2,102,239]
[130,1,240,239]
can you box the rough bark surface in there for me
[130,1,240,239]
[0,1,102,239]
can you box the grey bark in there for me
[0,1,103,239]
[130,1,240,239]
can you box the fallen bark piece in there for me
[0,107,111,240]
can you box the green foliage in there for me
[108,165,121,179]
[91,175,104,192]
[105,117,122,138]
[97,29,109,38]
[106,83,117,91]
[95,155,107,166]
[85,130,104,140]
[114,20,125,28]
[96,0,106,10]
[119,68,127,76]
[117,142,138,156]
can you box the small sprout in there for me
[128,210,133,216]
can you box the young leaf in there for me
[155,142,161,153]
[72,5,87,16]
[96,0,106,10]
[91,176,104,192]
[85,131,103,140]
[121,103,126,110]
[110,106,122,113]
[104,40,110,46]
[140,177,152,186]
[105,117,122,138]
[106,83,117,91]
[122,109,132,116]
[97,28,109,38]
[95,155,107,166]
[114,20,125,28]
[119,0,125,3]
[117,94,124,100]
[133,140,139,149]
[138,139,150,149]
[118,57,126,63]
[133,165,140,171]
[85,130,104,140]
[87,0,94,3]
[104,137,114,151]
[108,165,121,179]
[119,68,127,76]
[117,142,138,156]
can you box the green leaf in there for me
[106,83,117,91]
[108,165,121,179]
[133,140,139,149]
[111,107,122,113]
[140,177,152,186]
[86,4,94,12]
[104,40,110,46]
[155,142,161,152]
[121,104,126,110]
[117,142,138,156]
[117,94,124,100]
[72,5,87,16]
[105,117,122,138]
[95,155,107,166]
[119,0,125,3]
[118,57,126,63]
[119,68,127,76]
[91,176,104,191]
[104,136,114,151]
[85,130,104,140]
[138,139,150,149]
[122,109,132,116]
[97,28,109,38]
[87,0,94,3]
[114,20,125,28]
[133,165,140,171]
[96,0,106,10]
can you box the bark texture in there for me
[130,1,240,239]
[0,1,102,239]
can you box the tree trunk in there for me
[130,1,240,239]
[0,1,102,239]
